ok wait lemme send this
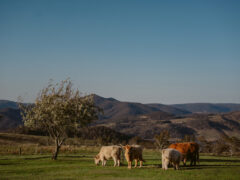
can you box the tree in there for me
[220,134,240,156]
[19,79,101,160]
[198,136,212,153]
[154,130,170,150]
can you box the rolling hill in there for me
[93,94,189,121]
[0,108,22,131]
[1,96,240,116]
[1,96,240,141]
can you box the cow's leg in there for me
[163,160,166,170]
[191,155,196,166]
[165,161,168,170]
[140,161,143,168]
[165,159,169,170]
[128,161,132,169]
[162,158,167,169]
[183,158,186,166]
[176,163,180,170]
[194,154,197,166]
[173,163,176,170]
[134,159,138,168]
[117,159,120,167]
[103,159,107,166]
[113,157,117,167]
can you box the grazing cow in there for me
[189,142,199,165]
[123,145,144,169]
[94,145,122,167]
[162,148,181,170]
[169,142,199,166]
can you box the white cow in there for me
[162,148,181,170]
[94,145,122,167]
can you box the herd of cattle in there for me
[94,142,199,170]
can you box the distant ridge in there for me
[1,96,240,141]
[0,100,19,109]
[172,103,240,113]
[1,97,240,115]
[93,94,190,121]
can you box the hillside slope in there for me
[0,108,22,131]
[1,96,240,141]
[95,111,240,141]
[93,94,190,120]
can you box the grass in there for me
[0,151,240,180]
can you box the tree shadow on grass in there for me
[21,155,92,160]
[62,155,91,158]
[0,162,22,166]
[23,156,51,160]
[0,156,51,161]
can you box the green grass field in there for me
[1,150,240,180]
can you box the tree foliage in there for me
[154,130,170,150]
[19,79,101,159]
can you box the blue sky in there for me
[0,0,240,104]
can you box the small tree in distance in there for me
[154,130,170,150]
[19,79,101,160]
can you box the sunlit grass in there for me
[0,151,240,180]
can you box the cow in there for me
[189,142,199,165]
[162,148,181,170]
[169,142,199,166]
[123,145,144,169]
[94,145,122,167]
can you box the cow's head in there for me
[94,154,100,165]
[161,149,165,154]
[123,145,132,156]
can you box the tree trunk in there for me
[52,144,60,160]
[52,137,65,160]
[52,138,61,160]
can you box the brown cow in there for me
[169,142,199,166]
[123,145,144,169]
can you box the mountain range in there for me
[1,95,240,141]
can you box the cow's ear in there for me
[126,145,131,149]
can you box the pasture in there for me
[1,150,240,180]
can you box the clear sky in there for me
[0,0,240,104]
